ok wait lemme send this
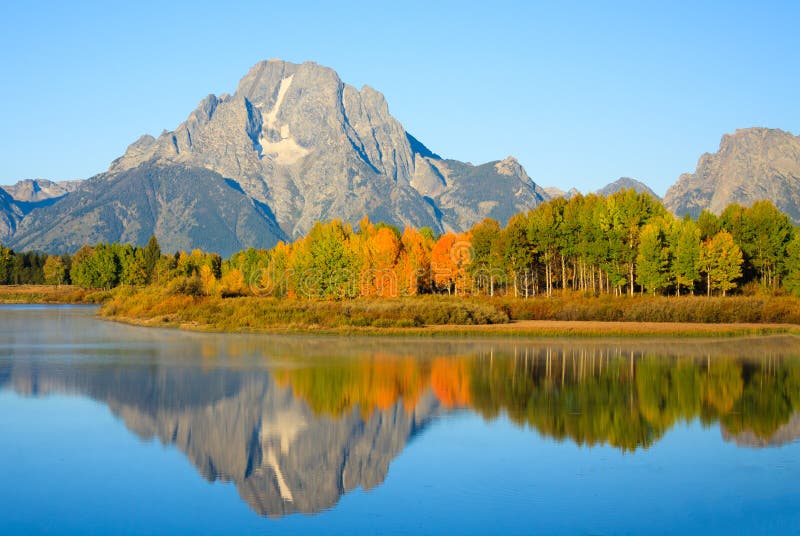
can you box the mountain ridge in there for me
[664,127,800,222]
[8,60,548,254]
[3,61,800,254]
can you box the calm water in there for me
[1,306,799,535]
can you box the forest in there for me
[2,190,800,300]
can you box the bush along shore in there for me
[97,288,800,337]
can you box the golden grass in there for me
[98,287,800,339]
[0,285,111,304]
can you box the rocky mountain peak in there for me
[664,127,800,222]
[0,188,23,240]
[8,59,549,254]
[597,177,660,199]
[494,156,525,177]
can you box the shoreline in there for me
[0,285,110,304]
[4,285,800,339]
[104,314,800,339]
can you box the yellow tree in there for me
[43,255,68,285]
[700,230,743,296]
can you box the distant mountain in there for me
[417,156,548,231]
[664,128,800,222]
[0,188,23,241]
[543,186,579,200]
[596,177,660,199]
[1,178,82,212]
[9,60,547,254]
[10,165,285,257]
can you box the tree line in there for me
[2,189,800,298]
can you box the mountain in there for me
[597,177,660,199]
[0,188,23,241]
[543,186,579,200]
[10,165,285,257]
[664,128,800,222]
[9,60,547,254]
[417,156,548,230]
[1,178,82,212]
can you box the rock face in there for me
[417,156,549,231]
[597,177,660,199]
[664,128,800,222]
[10,165,285,257]
[543,186,579,200]
[8,60,546,254]
[1,178,82,209]
[0,188,23,241]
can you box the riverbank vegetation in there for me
[0,284,110,304]
[3,190,800,330]
[99,288,800,336]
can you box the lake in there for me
[0,305,798,535]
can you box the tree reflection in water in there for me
[3,331,799,517]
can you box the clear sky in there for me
[1,0,798,195]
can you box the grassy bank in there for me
[496,294,800,324]
[96,287,800,338]
[0,285,111,304]
[99,287,509,331]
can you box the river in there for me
[1,305,798,534]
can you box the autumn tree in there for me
[469,218,505,296]
[527,199,564,296]
[398,227,432,295]
[431,232,458,295]
[43,255,68,285]
[696,210,721,241]
[289,220,359,299]
[0,245,14,284]
[700,230,743,296]
[669,217,701,295]
[738,200,793,289]
[502,213,536,297]
[143,235,161,283]
[636,220,671,294]
[784,233,800,297]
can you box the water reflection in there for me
[1,306,799,518]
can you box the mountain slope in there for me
[11,60,549,253]
[664,128,800,222]
[10,164,286,256]
[0,188,23,241]
[543,186,579,200]
[597,177,660,199]
[106,60,545,237]
[412,156,548,230]
[1,178,82,212]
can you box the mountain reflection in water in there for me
[1,306,799,518]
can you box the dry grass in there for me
[496,295,800,324]
[99,287,508,331]
[0,285,111,304]
[98,287,800,338]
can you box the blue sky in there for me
[1,0,798,195]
